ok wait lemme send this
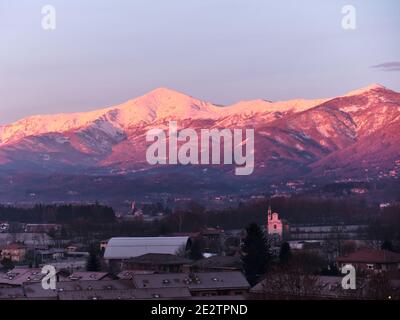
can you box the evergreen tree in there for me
[1,258,14,271]
[279,242,292,264]
[381,240,394,252]
[241,223,270,286]
[86,246,101,272]
[189,239,204,261]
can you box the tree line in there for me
[0,203,115,224]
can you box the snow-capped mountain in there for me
[0,84,399,200]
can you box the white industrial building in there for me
[103,237,191,261]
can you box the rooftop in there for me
[0,268,46,286]
[337,249,400,264]
[132,271,250,291]
[58,287,191,300]
[0,243,26,250]
[23,279,134,299]
[104,237,190,260]
[66,272,111,281]
[117,270,155,280]
[125,253,192,266]
[192,256,242,270]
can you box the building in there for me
[0,268,48,287]
[21,279,192,300]
[122,253,192,273]
[100,239,109,253]
[0,287,25,300]
[117,270,155,280]
[337,248,400,273]
[104,237,191,261]
[0,243,27,262]
[201,228,224,242]
[63,272,113,282]
[288,224,368,240]
[0,223,10,233]
[132,271,250,297]
[57,287,192,300]
[266,207,288,240]
[24,224,61,234]
[36,248,66,263]
[191,256,243,272]
[0,233,54,248]
[20,279,192,300]
[45,259,87,273]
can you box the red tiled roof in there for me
[1,243,26,250]
[337,249,400,264]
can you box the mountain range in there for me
[0,84,399,201]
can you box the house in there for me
[0,223,10,233]
[24,224,61,234]
[36,248,66,263]
[0,268,48,287]
[66,245,79,253]
[191,256,243,272]
[337,248,400,273]
[0,233,54,247]
[200,228,225,254]
[132,271,250,297]
[201,228,224,242]
[0,243,27,262]
[122,253,192,273]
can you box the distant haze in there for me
[0,0,399,124]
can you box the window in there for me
[274,225,277,230]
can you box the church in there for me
[266,206,288,240]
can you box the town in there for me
[0,198,399,300]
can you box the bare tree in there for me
[366,273,395,300]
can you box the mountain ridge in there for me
[0,84,399,199]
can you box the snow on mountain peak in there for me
[344,84,387,97]
[0,85,396,145]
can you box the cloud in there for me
[371,61,400,72]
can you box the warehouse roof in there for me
[132,271,250,291]
[103,237,190,260]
